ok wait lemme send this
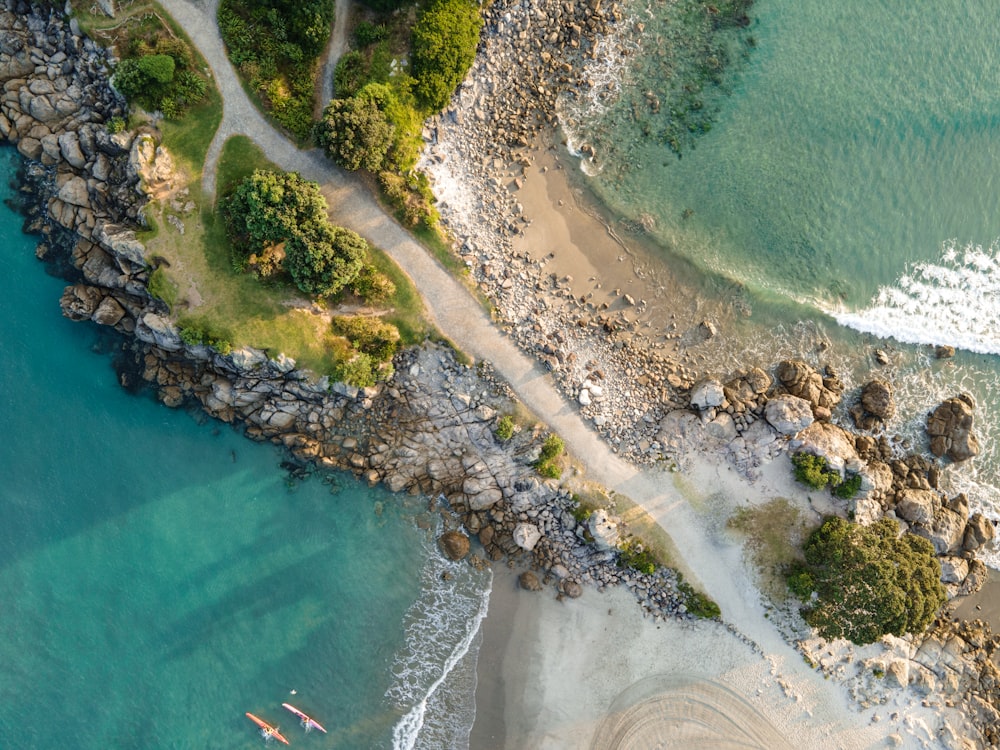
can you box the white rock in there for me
[513,523,542,551]
[588,509,620,550]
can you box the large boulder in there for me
[689,378,725,410]
[851,378,895,430]
[513,523,542,551]
[911,507,966,555]
[438,530,470,560]
[926,394,980,462]
[791,421,860,478]
[764,394,814,435]
[963,513,996,553]
[587,509,620,550]
[895,489,938,526]
[775,360,843,414]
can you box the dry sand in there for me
[470,143,972,749]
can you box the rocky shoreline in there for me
[4,0,1000,746]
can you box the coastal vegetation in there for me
[728,498,808,601]
[218,0,333,139]
[534,433,565,479]
[790,452,861,499]
[494,414,515,441]
[69,0,210,121]
[787,517,946,645]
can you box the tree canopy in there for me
[411,0,483,112]
[225,170,364,297]
[315,85,396,172]
[788,517,946,645]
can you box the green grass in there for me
[215,135,279,197]
[158,83,223,171]
[728,498,809,601]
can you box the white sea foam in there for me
[555,11,639,174]
[832,239,1000,354]
[387,529,492,750]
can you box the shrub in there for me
[351,263,397,302]
[333,50,367,98]
[137,53,176,84]
[495,414,515,441]
[106,116,126,134]
[411,0,483,112]
[678,580,721,619]
[355,21,388,47]
[177,318,234,354]
[534,433,564,478]
[330,315,400,361]
[791,452,839,490]
[789,517,946,644]
[332,351,393,387]
[617,538,658,575]
[832,473,863,499]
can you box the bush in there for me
[495,414,515,441]
[832,473,863,499]
[791,452,839,490]
[617,538,658,575]
[411,0,483,112]
[332,351,393,387]
[355,21,388,47]
[333,50,367,98]
[330,315,399,361]
[534,433,564,478]
[789,517,946,644]
[178,318,234,355]
[351,263,397,302]
[678,580,721,619]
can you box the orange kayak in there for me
[282,703,328,733]
[245,712,290,745]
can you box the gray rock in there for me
[58,131,86,169]
[513,523,541,551]
[764,394,814,435]
[911,507,966,554]
[587,509,620,550]
[860,378,895,421]
[689,378,725,410]
[939,556,969,584]
[57,175,90,207]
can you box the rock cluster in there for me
[927,394,980,462]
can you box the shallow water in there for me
[0,146,489,748]
[560,0,1000,561]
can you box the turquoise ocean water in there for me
[0,147,489,749]
[559,0,1000,560]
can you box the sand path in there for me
[153,2,896,744]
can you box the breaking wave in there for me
[387,529,492,750]
[832,239,1000,355]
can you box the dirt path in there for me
[316,0,353,115]
[149,2,887,742]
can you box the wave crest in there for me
[834,239,1000,354]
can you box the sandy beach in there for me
[460,133,984,748]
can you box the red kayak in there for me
[282,703,328,733]
[245,712,290,745]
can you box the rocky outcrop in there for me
[775,359,843,421]
[438,529,471,560]
[763,394,813,436]
[927,394,980,462]
[850,378,894,430]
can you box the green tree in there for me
[225,170,364,297]
[411,0,483,112]
[315,87,395,172]
[789,517,946,645]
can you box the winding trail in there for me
[155,0,876,742]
